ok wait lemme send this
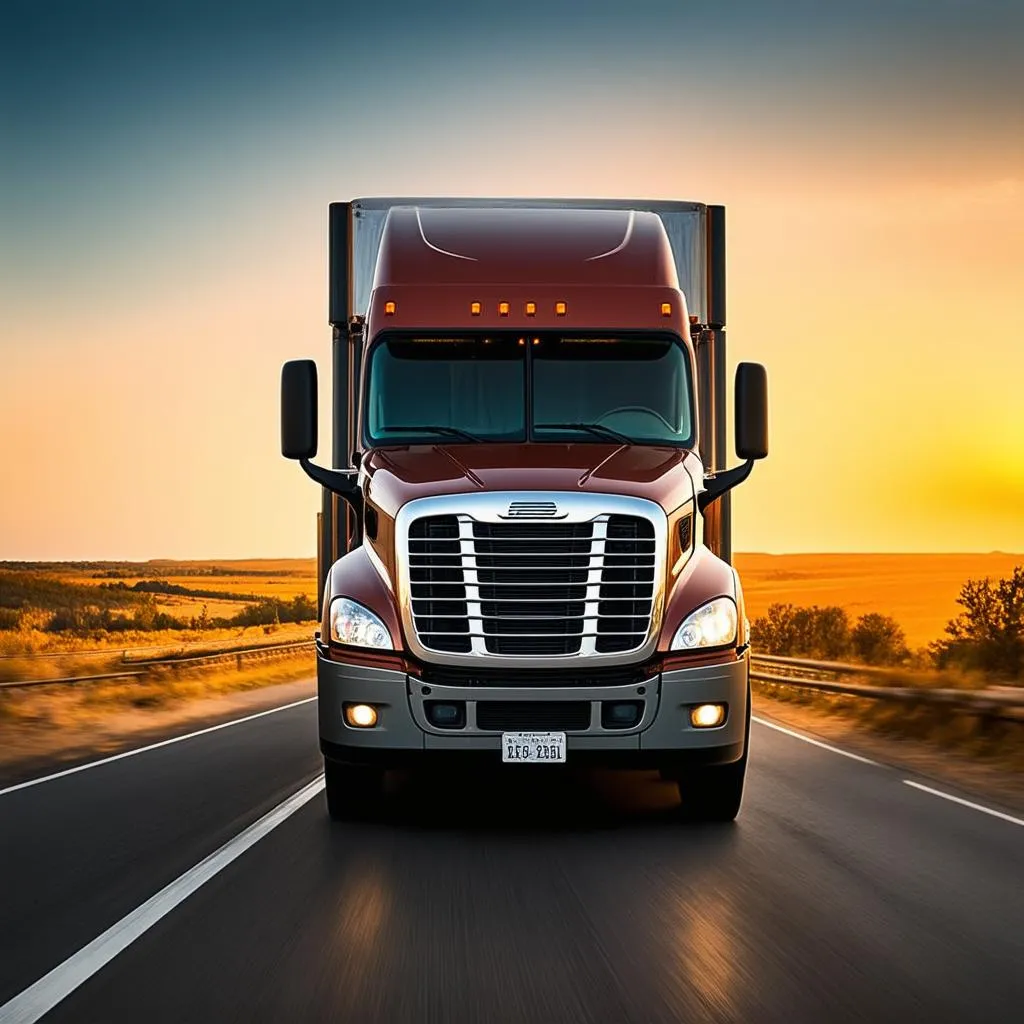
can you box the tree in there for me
[850,613,909,665]
[750,603,850,659]
[932,566,1024,679]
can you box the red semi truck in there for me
[281,198,768,821]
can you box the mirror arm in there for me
[299,458,365,519]
[698,460,754,513]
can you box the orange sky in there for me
[2,2,1022,559]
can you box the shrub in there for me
[750,603,850,660]
[931,566,1024,680]
[850,613,910,665]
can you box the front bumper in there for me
[317,647,749,769]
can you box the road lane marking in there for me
[751,715,880,766]
[903,780,1024,828]
[0,774,325,1024]
[0,696,317,797]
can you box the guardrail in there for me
[0,634,315,661]
[3,644,1020,717]
[750,653,1024,721]
[0,640,315,691]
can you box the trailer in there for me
[281,197,768,821]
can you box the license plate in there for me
[502,732,566,763]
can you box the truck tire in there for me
[674,758,746,822]
[323,758,383,821]
[669,678,751,822]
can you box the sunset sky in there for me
[3,0,1022,559]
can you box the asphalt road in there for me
[1,690,1021,1023]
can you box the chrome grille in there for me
[407,513,656,657]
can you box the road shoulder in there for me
[0,676,316,789]
[752,692,1024,815]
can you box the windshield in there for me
[363,334,694,447]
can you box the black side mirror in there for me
[735,362,768,461]
[281,360,318,460]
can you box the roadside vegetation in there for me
[750,566,1023,768]
[750,564,1024,682]
[0,560,319,658]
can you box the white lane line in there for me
[903,780,1024,828]
[0,774,325,1024]
[0,696,317,798]
[751,715,880,766]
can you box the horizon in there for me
[4,550,1024,566]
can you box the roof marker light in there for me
[555,301,567,316]
[525,302,536,316]
[661,302,672,317]
[471,302,482,316]
[384,301,396,316]
[498,302,510,317]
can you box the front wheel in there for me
[673,759,746,822]
[323,758,383,821]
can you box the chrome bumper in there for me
[317,649,748,765]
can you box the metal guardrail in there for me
[0,640,315,691]
[0,670,148,691]
[750,653,1024,720]
[0,634,315,661]
[2,644,1020,718]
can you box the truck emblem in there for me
[500,501,567,519]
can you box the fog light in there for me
[426,701,465,729]
[344,703,378,728]
[602,701,642,729]
[690,703,726,728]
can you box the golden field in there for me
[5,553,1023,654]
[734,552,1024,649]
[47,558,317,620]
[0,559,319,657]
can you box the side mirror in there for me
[735,362,768,461]
[281,360,318,460]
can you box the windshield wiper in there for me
[377,424,485,443]
[535,422,634,445]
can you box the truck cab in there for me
[281,198,768,822]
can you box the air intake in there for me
[501,501,564,519]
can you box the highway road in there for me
[1,687,1021,1023]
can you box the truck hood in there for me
[362,444,700,518]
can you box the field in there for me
[40,558,317,621]
[0,559,318,655]
[4,553,1022,655]
[733,552,1024,649]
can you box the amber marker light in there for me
[498,302,510,317]
[555,301,568,316]
[690,704,726,728]
[384,301,396,316]
[661,302,672,317]
[344,704,378,728]
[470,301,482,316]
[525,301,536,316]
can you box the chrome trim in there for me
[395,491,667,668]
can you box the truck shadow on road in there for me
[336,766,744,841]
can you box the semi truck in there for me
[280,197,768,822]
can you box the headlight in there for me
[329,598,393,649]
[670,597,737,650]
